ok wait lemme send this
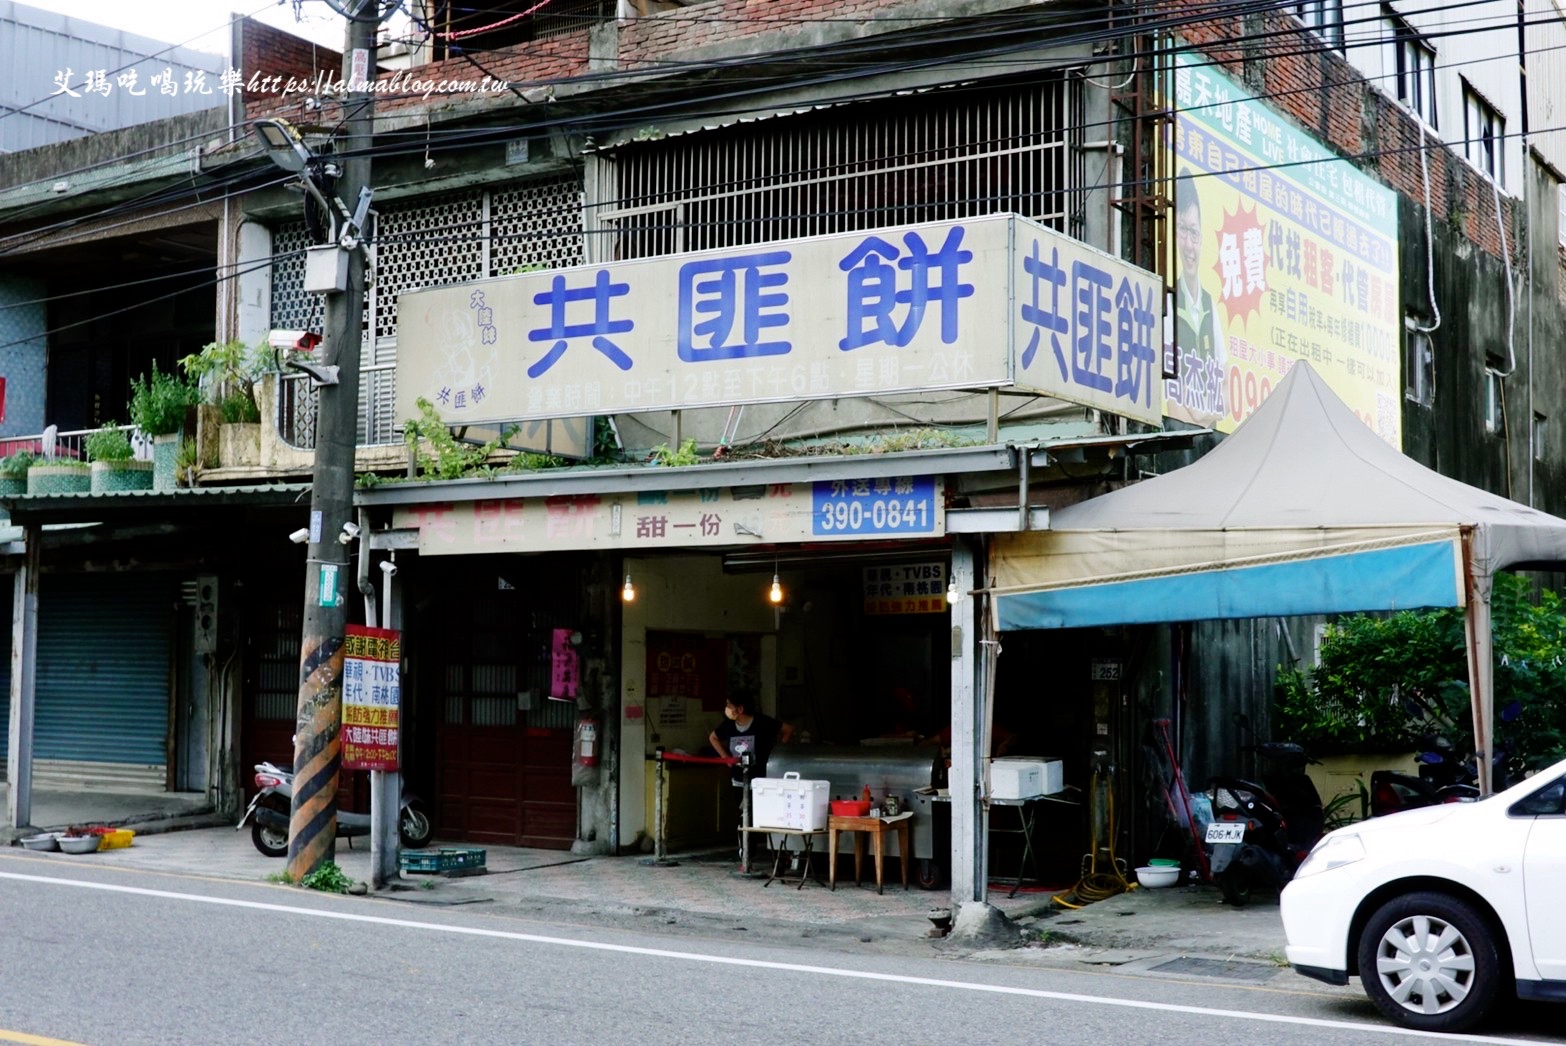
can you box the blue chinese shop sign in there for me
[396,214,1164,428]
[812,476,938,536]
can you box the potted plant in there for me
[179,339,268,468]
[174,437,200,488]
[26,454,89,494]
[128,364,200,492]
[86,422,153,493]
[0,450,37,496]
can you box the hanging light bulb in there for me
[946,577,960,604]
[622,573,636,602]
[769,573,784,604]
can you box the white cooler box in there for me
[750,772,830,831]
[991,757,1065,799]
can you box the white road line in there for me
[0,869,1534,1044]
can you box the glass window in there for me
[1484,369,1505,435]
[1509,776,1566,817]
[1296,0,1345,48]
[1388,13,1437,127]
[1463,83,1504,181]
[1405,327,1433,405]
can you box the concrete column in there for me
[948,537,984,902]
[5,525,40,838]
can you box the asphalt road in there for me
[0,852,1560,1045]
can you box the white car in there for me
[1281,756,1566,1032]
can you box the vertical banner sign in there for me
[549,627,580,701]
[1166,49,1401,446]
[342,625,400,771]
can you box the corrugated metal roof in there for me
[0,483,312,524]
[0,0,226,154]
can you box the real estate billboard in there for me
[1168,50,1401,446]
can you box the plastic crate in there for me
[98,829,135,849]
[399,848,487,874]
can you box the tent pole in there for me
[1460,530,1495,795]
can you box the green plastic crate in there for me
[400,847,487,874]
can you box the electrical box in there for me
[303,245,349,293]
[193,574,219,653]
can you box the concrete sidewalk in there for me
[1,786,1291,973]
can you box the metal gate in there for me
[431,569,578,849]
[31,573,173,785]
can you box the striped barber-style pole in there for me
[287,633,345,881]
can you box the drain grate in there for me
[1148,957,1280,982]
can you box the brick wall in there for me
[1184,10,1514,263]
[239,17,343,117]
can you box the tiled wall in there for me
[0,276,47,436]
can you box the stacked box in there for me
[750,772,830,830]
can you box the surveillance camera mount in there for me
[287,359,340,387]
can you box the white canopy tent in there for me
[989,362,1566,792]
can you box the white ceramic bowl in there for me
[1135,865,1180,888]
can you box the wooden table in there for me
[828,812,912,894]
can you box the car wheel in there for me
[1356,891,1502,1033]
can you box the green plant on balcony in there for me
[128,364,200,438]
[179,339,269,422]
[0,450,37,480]
[84,423,134,463]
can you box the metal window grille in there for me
[270,173,584,449]
[599,76,1076,260]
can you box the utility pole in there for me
[287,3,380,881]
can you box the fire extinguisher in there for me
[576,716,599,768]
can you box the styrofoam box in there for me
[750,772,830,831]
[992,758,1065,799]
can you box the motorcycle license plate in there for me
[1205,821,1247,844]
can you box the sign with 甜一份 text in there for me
[393,476,945,555]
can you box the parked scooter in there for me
[237,761,435,857]
[1203,730,1325,907]
[1369,738,1487,816]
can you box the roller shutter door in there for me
[33,573,172,771]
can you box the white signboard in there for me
[392,475,945,555]
[396,214,1163,427]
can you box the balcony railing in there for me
[0,424,151,463]
[276,361,401,451]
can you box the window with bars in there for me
[269,172,585,448]
[1387,12,1436,128]
[1462,82,1504,181]
[599,76,1077,260]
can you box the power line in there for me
[0,0,281,128]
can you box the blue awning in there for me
[994,538,1463,630]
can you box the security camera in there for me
[338,521,361,545]
[288,527,310,544]
[378,560,398,578]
